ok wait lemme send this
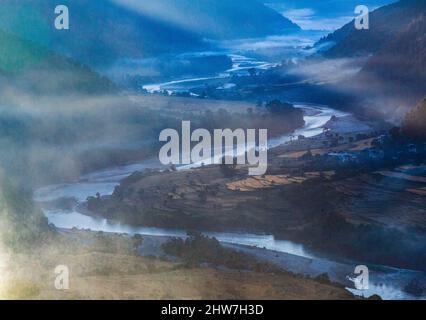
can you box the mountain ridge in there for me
[0,0,299,69]
[359,12,426,95]
[0,28,116,96]
[114,0,300,40]
[0,0,208,68]
[312,0,426,118]
[316,0,426,58]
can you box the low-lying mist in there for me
[278,56,422,122]
[0,91,170,187]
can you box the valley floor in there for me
[84,114,426,274]
[1,230,355,300]
[33,101,426,299]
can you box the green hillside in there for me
[0,29,115,95]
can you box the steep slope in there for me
[114,0,300,39]
[0,0,207,68]
[316,0,426,57]
[0,172,51,251]
[0,29,115,95]
[264,0,394,30]
[402,97,426,139]
[265,0,394,13]
[309,0,426,119]
[359,13,426,95]
[0,0,298,69]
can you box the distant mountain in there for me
[312,0,426,116]
[114,0,300,40]
[403,97,426,139]
[0,29,115,95]
[264,0,394,30]
[0,0,207,68]
[0,0,299,69]
[316,0,426,57]
[265,0,394,11]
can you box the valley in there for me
[33,101,426,299]
[1,0,425,302]
[1,229,356,300]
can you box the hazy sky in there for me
[281,8,354,30]
[263,0,397,30]
[112,0,398,32]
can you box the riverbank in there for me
[80,112,380,236]
[1,229,356,300]
[34,102,329,205]
[137,232,424,300]
[34,103,426,300]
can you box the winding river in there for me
[34,104,426,300]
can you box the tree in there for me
[247,108,254,117]
[220,156,238,178]
[248,68,257,77]
[301,150,313,160]
[402,97,426,139]
[265,100,295,115]
[389,126,401,141]
[0,174,52,251]
[132,234,144,249]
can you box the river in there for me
[141,30,326,95]
[35,104,338,260]
[34,103,426,300]
[33,28,426,301]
